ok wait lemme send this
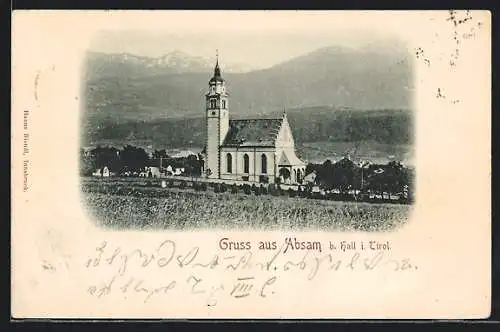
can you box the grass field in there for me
[81,177,412,231]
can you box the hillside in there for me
[83,106,413,145]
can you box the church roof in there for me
[278,150,306,166]
[221,118,283,147]
[278,151,291,165]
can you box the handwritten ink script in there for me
[84,238,417,306]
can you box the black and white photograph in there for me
[12,11,491,319]
[80,28,415,231]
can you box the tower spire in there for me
[211,49,223,82]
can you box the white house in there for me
[172,150,198,159]
[145,166,161,178]
[174,167,185,176]
[203,56,306,184]
[303,171,317,184]
[92,166,111,177]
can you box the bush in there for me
[200,183,208,191]
[260,185,268,195]
[214,183,220,193]
[179,181,187,189]
[288,188,297,197]
[220,183,227,193]
[243,184,252,195]
[251,184,259,196]
[167,180,174,188]
[277,184,285,196]
[268,184,277,196]
[231,184,238,194]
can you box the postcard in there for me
[11,10,491,319]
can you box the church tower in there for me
[205,52,229,179]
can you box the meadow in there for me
[81,177,412,231]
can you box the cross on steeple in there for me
[211,49,223,81]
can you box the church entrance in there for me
[278,167,291,184]
[279,166,306,184]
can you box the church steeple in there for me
[210,49,224,83]
[205,49,229,179]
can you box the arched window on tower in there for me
[210,99,216,109]
[261,154,267,174]
[243,154,249,174]
[226,153,232,173]
[222,100,226,109]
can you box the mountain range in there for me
[82,44,415,162]
[85,50,256,76]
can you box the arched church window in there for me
[243,154,249,174]
[210,99,216,108]
[261,154,267,174]
[226,153,232,173]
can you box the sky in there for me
[88,29,408,70]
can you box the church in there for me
[203,57,306,184]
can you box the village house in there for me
[203,56,306,184]
[303,171,317,184]
[171,150,198,159]
[165,165,185,176]
[92,166,114,177]
[145,166,161,178]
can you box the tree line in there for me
[83,108,413,150]
[305,157,414,201]
[79,145,203,177]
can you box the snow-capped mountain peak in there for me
[88,50,255,73]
